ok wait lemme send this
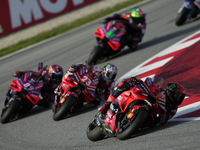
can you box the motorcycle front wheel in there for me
[175,7,191,26]
[86,122,105,141]
[53,95,77,121]
[117,108,148,140]
[87,45,103,66]
[1,99,21,124]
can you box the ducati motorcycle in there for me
[87,77,167,141]
[87,20,128,65]
[1,63,48,124]
[175,0,200,26]
[52,62,102,121]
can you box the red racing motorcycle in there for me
[52,62,103,121]
[86,77,167,140]
[87,20,127,65]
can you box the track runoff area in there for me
[116,30,200,122]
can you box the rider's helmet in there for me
[102,63,118,83]
[131,8,144,24]
[48,65,64,83]
[166,83,186,106]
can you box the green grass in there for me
[0,0,143,57]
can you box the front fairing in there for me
[9,72,44,105]
[103,87,147,134]
[94,20,126,51]
[59,69,100,104]
[178,0,194,13]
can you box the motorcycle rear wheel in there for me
[86,122,105,141]
[53,95,77,121]
[117,108,148,140]
[175,7,191,26]
[1,99,21,124]
[87,45,103,65]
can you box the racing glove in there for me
[128,77,143,87]
[69,65,78,73]
[54,86,61,96]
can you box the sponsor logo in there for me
[80,68,83,75]
[107,111,112,118]
[105,127,113,133]
[31,90,40,95]
[87,87,95,91]
[105,117,112,124]
[30,93,38,98]
[88,91,95,97]
[34,84,43,90]
[110,103,119,114]
[117,95,122,101]
[141,84,149,93]
[82,75,92,86]
[73,73,80,82]
[18,78,23,85]
[8,0,84,29]
[95,118,101,126]
[141,93,148,97]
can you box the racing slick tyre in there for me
[117,108,148,140]
[86,123,105,141]
[87,46,103,66]
[52,104,56,113]
[175,7,190,26]
[53,95,77,121]
[1,99,21,124]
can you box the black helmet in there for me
[166,83,186,106]
[48,65,63,83]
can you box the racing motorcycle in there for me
[1,63,48,124]
[86,77,167,141]
[52,62,102,121]
[175,0,200,26]
[87,20,128,65]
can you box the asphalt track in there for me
[0,0,200,149]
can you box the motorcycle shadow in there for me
[129,121,187,139]
[182,15,200,26]
[16,104,53,121]
[101,121,187,141]
[97,48,133,64]
[62,104,98,120]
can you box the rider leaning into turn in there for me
[99,76,186,126]
[102,7,146,50]
[5,64,64,109]
[54,63,118,107]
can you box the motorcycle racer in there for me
[102,7,146,50]
[54,62,118,107]
[5,64,63,110]
[99,77,186,126]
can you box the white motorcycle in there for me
[175,0,200,26]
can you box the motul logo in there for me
[0,0,99,37]
[8,0,84,29]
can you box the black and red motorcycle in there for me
[87,20,128,65]
[52,62,105,121]
[86,77,168,141]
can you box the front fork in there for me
[179,1,196,18]
[96,38,105,48]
